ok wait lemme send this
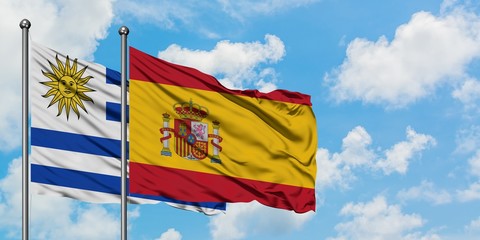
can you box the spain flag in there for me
[129,47,317,213]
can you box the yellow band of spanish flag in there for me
[129,47,317,213]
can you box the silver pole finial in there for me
[119,25,129,240]
[119,26,129,36]
[19,19,31,29]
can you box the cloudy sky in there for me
[1,0,480,239]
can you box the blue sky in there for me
[1,0,480,239]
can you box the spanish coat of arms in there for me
[159,99,222,163]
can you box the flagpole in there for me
[119,26,129,240]
[20,18,31,240]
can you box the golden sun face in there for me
[41,55,95,120]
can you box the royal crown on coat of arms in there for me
[159,99,222,163]
[173,101,209,121]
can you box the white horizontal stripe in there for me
[164,202,224,216]
[32,182,158,204]
[31,146,122,176]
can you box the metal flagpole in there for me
[119,26,129,240]
[20,18,31,240]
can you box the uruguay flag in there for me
[30,41,225,215]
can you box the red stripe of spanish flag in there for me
[130,162,316,213]
[129,47,317,213]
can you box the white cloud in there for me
[396,180,452,205]
[158,34,285,92]
[128,206,141,220]
[117,0,319,26]
[0,0,114,151]
[115,0,194,29]
[316,126,436,189]
[0,158,120,239]
[328,196,431,240]
[456,139,480,203]
[465,216,480,233]
[433,216,480,240]
[375,127,437,175]
[316,148,353,190]
[468,150,480,177]
[36,204,119,240]
[455,125,480,154]
[452,78,480,111]
[209,201,314,240]
[403,232,442,240]
[457,182,480,202]
[440,0,459,13]
[116,0,318,38]
[339,126,376,167]
[217,0,319,21]
[155,228,182,240]
[0,158,23,234]
[316,126,375,189]
[325,8,480,108]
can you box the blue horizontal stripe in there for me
[31,164,226,210]
[32,163,118,194]
[127,192,226,209]
[106,102,129,123]
[106,67,129,87]
[105,68,129,123]
[31,127,125,158]
[106,68,121,86]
